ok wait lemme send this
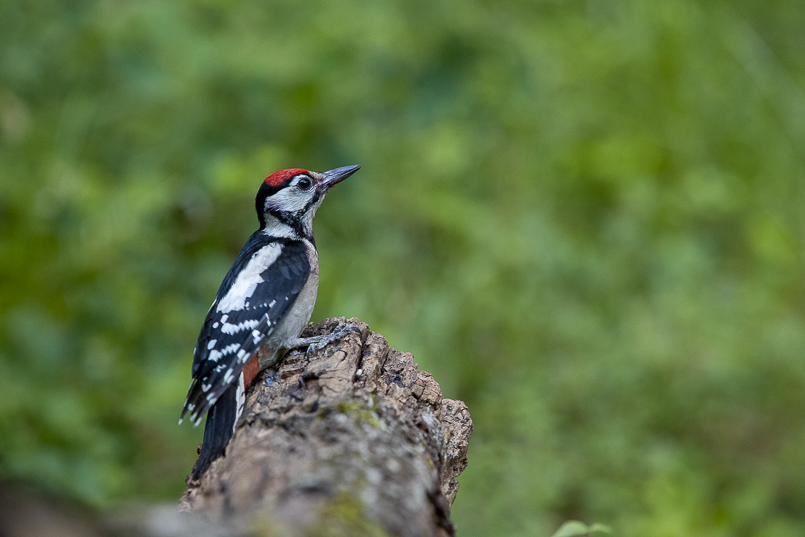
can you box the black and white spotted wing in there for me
[180,233,311,426]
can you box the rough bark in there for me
[179,317,473,537]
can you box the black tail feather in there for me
[192,383,237,479]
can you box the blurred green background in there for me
[1,0,804,535]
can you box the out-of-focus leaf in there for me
[550,520,612,537]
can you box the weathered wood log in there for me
[179,317,472,537]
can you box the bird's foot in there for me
[288,325,361,358]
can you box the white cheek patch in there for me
[265,188,315,213]
[217,243,283,313]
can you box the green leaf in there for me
[550,521,613,537]
[589,523,613,534]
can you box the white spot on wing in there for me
[221,318,259,335]
[220,343,240,356]
[223,368,235,384]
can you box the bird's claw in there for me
[305,325,361,357]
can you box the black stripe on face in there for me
[255,183,276,227]
[256,179,323,231]
[256,179,299,228]
[300,188,323,215]
[267,189,322,235]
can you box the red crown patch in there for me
[264,168,309,187]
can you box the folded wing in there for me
[181,236,310,426]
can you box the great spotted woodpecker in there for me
[180,165,361,478]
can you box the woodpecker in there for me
[180,164,361,478]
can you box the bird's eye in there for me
[297,177,312,190]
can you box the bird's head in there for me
[255,164,360,237]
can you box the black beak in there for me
[320,164,361,190]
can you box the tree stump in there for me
[179,317,473,537]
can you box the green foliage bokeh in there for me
[1,0,804,535]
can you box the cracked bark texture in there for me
[179,317,473,537]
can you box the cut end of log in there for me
[179,317,473,537]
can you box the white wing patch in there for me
[217,243,283,313]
